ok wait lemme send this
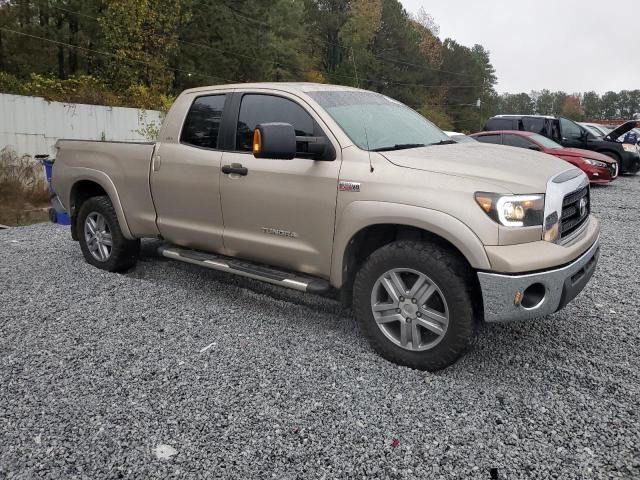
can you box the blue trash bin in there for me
[39,156,71,226]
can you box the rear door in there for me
[218,91,342,277]
[150,93,230,252]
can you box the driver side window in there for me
[236,94,317,155]
[560,118,582,139]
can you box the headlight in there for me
[622,144,639,152]
[475,193,545,227]
[584,159,608,168]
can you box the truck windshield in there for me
[307,90,450,151]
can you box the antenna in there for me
[363,123,374,172]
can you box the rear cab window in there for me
[180,95,227,149]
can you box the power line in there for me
[48,3,478,81]
[0,27,229,83]
[43,5,485,92]
[310,37,477,79]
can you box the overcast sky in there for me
[399,0,640,94]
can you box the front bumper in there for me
[478,237,600,323]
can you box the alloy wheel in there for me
[370,268,450,351]
[84,212,112,262]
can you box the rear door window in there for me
[475,134,502,145]
[503,134,534,149]
[522,117,545,134]
[180,95,227,149]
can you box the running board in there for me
[158,246,331,294]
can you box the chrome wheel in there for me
[84,212,112,262]
[370,268,449,351]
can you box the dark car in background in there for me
[483,115,640,174]
[471,130,618,184]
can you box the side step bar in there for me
[158,246,331,294]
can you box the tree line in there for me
[2,1,633,131]
[0,0,496,130]
[495,90,640,122]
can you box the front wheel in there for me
[353,241,476,371]
[77,196,140,272]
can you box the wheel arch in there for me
[595,148,621,162]
[69,170,134,239]
[331,201,491,290]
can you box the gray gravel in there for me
[1,177,639,480]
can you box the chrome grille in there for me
[560,186,589,238]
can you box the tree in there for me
[582,91,601,120]
[534,89,555,115]
[600,91,619,119]
[561,95,584,121]
[98,0,184,91]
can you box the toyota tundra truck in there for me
[52,83,601,371]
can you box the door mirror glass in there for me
[253,123,297,160]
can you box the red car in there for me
[471,130,618,184]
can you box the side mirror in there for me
[528,145,542,151]
[253,123,296,160]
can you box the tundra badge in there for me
[338,181,361,192]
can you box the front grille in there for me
[560,186,590,239]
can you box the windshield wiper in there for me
[428,140,457,146]
[372,143,426,152]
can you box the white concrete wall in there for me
[0,93,162,158]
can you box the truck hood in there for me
[605,120,640,141]
[379,143,574,194]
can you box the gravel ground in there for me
[1,177,639,480]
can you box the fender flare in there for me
[330,201,491,287]
[68,167,135,240]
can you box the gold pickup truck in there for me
[52,83,600,371]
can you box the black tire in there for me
[353,241,477,371]
[77,196,140,272]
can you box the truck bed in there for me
[52,139,159,238]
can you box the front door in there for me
[219,92,342,278]
[150,93,228,252]
[559,117,587,149]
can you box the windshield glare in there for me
[307,90,450,151]
[530,133,563,149]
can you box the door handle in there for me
[222,164,248,176]
[152,155,162,172]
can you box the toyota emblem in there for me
[579,197,587,217]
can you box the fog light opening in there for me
[521,283,546,310]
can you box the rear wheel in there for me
[77,196,139,272]
[353,241,476,371]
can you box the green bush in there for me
[0,73,171,111]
